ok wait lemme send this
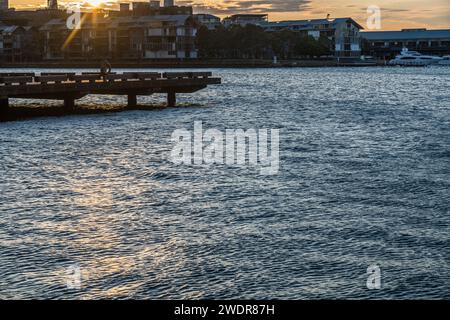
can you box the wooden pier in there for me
[0,72,221,112]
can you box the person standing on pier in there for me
[100,59,112,80]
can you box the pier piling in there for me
[167,92,176,107]
[0,97,9,109]
[64,98,75,110]
[128,94,137,108]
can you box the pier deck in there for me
[0,72,221,110]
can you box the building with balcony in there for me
[117,2,192,16]
[0,24,39,62]
[40,11,198,60]
[47,0,58,10]
[262,18,363,59]
[0,0,9,11]
[194,14,221,30]
[0,25,24,62]
[112,14,197,59]
[222,14,268,28]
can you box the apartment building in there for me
[0,0,8,12]
[262,18,363,59]
[40,10,197,60]
[194,14,221,30]
[222,14,269,28]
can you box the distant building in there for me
[194,14,221,30]
[47,0,58,10]
[262,18,363,59]
[164,0,174,7]
[0,8,66,28]
[0,25,24,62]
[132,2,149,12]
[149,1,160,8]
[119,3,130,12]
[361,28,450,59]
[121,3,191,16]
[0,25,39,62]
[222,14,268,28]
[40,12,198,60]
[0,0,8,11]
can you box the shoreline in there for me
[0,60,381,69]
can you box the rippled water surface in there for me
[0,67,449,299]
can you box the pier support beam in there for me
[64,98,75,110]
[0,97,9,109]
[0,97,9,119]
[167,92,176,107]
[128,94,137,108]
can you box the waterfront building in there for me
[150,1,160,8]
[0,25,24,62]
[262,18,363,59]
[222,14,268,28]
[0,24,39,62]
[361,29,450,59]
[117,3,191,16]
[47,0,58,10]
[132,2,150,12]
[0,7,66,27]
[40,11,197,60]
[194,14,221,30]
[0,7,62,62]
[0,0,8,11]
[164,0,174,7]
[119,3,130,12]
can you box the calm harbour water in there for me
[0,67,449,299]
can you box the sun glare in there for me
[87,0,105,7]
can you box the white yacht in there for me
[438,55,450,66]
[388,48,442,66]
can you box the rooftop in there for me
[228,14,269,18]
[0,25,22,33]
[361,29,450,40]
[40,13,192,30]
[263,18,364,30]
[224,14,269,21]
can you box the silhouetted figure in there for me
[100,59,112,80]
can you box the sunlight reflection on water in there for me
[0,67,449,299]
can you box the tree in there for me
[196,25,331,60]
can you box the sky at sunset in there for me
[8,0,450,30]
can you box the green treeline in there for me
[196,24,333,59]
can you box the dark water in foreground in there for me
[0,67,449,299]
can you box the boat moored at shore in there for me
[388,48,442,66]
[437,55,450,66]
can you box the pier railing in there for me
[0,72,214,85]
